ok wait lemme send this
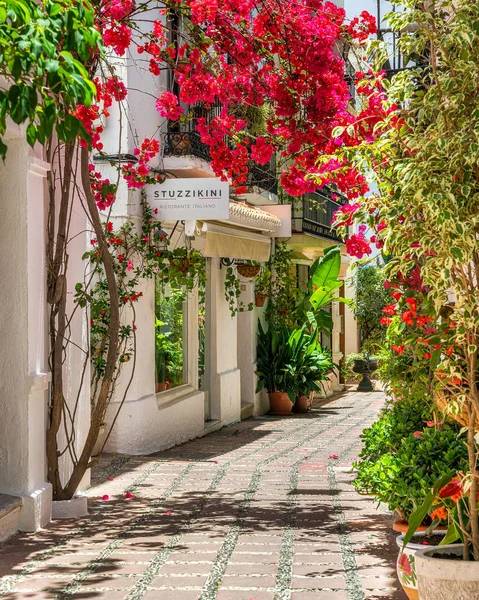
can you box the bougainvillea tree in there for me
[327,0,479,559]
[0,0,377,500]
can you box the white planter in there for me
[416,544,479,599]
[396,531,445,600]
[52,495,88,519]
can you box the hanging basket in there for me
[237,264,260,279]
[169,258,191,273]
[434,389,479,431]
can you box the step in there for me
[0,494,22,543]
[240,402,254,420]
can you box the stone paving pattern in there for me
[0,390,406,599]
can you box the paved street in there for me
[0,390,405,600]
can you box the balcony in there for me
[292,189,347,243]
[164,120,278,196]
[163,130,211,163]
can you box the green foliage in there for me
[256,321,295,395]
[286,325,336,397]
[265,242,300,330]
[223,260,257,317]
[155,286,186,387]
[296,245,348,333]
[0,0,101,156]
[255,321,335,400]
[254,266,272,297]
[354,264,390,354]
[353,397,467,521]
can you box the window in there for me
[155,282,188,391]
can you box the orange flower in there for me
[431,506,448,521]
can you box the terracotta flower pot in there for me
[237,264,260,278]
[393,518,446,534]
[396,532,446,600]
[156,382,169,392]
[294,394,312,413]
[255,293,267,307]
[416,544,479,600]
[268,391,293,415]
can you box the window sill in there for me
[155,384,201,408]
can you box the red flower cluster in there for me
[88,164,117,211]
[155,91,184,121]
[122,139,161,189]
[347,11,377,43]
[345,225,372,258]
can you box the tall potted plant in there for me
[256,322,296,414]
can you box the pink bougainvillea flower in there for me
[125,492,133,499]
[413,431,422,439]
[425,420,445,428]
[165,510,172,515]
[398,553,412,576]
[102,494,110,501]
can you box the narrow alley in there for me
[0,391,404,600]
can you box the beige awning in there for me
[204,230,271,261]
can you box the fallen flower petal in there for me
[107,476,114,481]
[329,454,339,460]
[102,495,110,501]
[125,492,133,499]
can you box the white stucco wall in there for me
[0,137,52,530]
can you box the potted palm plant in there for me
[288,325,336,413]
[256,322,295,415]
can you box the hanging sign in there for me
[147,177,230,221]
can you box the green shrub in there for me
[353,399,467,521]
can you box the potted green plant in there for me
[156,348,168,392]
[255,322,295,415]
[254,266,271,307]
[287,325,336,412]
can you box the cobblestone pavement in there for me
[0,390,405,600]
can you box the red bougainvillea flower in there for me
[439,478,463,502]
[155,91,184,121]
[125,492,133,499]
[345,225,372,258]
[380,316,392,326]
[398,553,412,577]
[392,344,405,355]
[102,494,110,501]
[107,476,114,481]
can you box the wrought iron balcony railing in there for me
[292,189,347,243]
[163,130,211,163]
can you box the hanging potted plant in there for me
[237,260,261,279]
[254,267,271,307]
